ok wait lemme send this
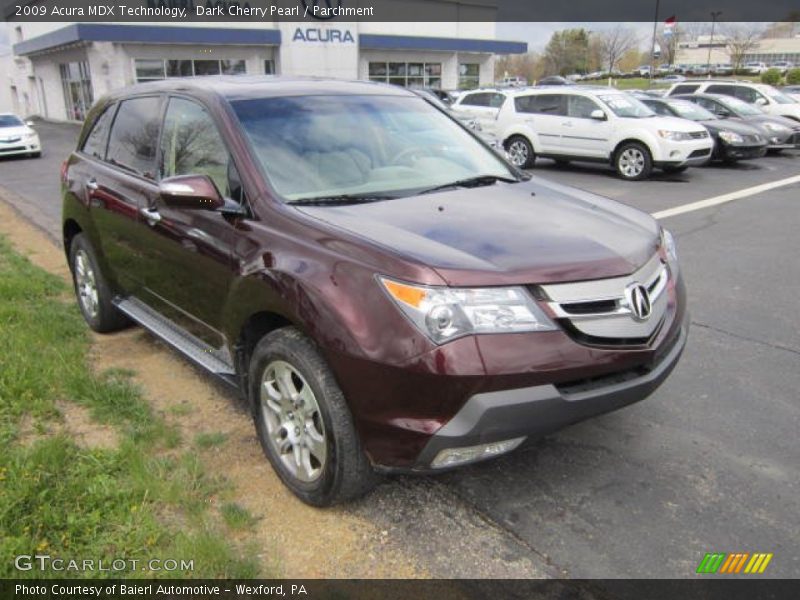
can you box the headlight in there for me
[763,122,790,133]
[379,277,557,344]
[718,131,743,144]
[657,130,693,141]
[660,228,679,275]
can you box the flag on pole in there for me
[664,16,677,36]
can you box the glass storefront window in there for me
[135,58,248,82]
[458,63,480,90]
[367,62,443,88]
[60,61,93,122]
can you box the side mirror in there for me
[590,109,607,120]
[755,97,768,106]
[158,174,224,210]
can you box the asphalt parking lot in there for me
[1,120,798,578]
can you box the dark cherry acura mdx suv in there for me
[62,77,687,506]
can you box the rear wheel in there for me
[504,135,535,169]
[68,233,128,333]
[249,327,379,506]
[614,142,652,181]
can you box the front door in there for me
[136,96,247,351]
[559,94,611,158]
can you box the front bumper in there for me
[720,143,768,161]
[0,137,40,156]
[653,138,714,167]
[414,318,688,471]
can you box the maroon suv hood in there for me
[296,178,660,286]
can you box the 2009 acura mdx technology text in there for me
[62,77,688,506]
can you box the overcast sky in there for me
[497,22,660,52]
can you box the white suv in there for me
[465,86,713,180]
[665,80,800,122]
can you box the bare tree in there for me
[597,26,640,73]
[723,24,764,72]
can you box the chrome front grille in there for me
[540,254,669,345]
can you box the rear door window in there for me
[106,96,163,178]
[669,84,700,96]
[532,94,567,116]
[459,93,491,107]
[81,105,116,160]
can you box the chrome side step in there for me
[114,296,237,385]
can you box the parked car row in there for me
[450,80,800,180]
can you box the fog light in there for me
[431,437,526,469]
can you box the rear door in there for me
[515,93,566,154]
[82,95,164,293]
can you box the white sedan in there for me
[0,114,42,158]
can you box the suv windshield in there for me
[597,94,655,118]
[764,89,797,105]
[232,95,513,202]
[0,115,24,127]
[716,95,763,116]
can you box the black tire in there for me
[504,135,535,169]
[249,327,379,506]
[662,165,688,174]
[68,233,129,333]
[614,141,653,181]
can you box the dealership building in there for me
[3,15,526,121]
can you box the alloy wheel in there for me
[507,140,529,167]
[260,360,327,482]
[618,148,645,178]
[74,249,99,319]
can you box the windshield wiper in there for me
[287,193,398,206]
[417,174,520,196]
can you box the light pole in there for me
[707,11,722,78]
[649,0,660,86]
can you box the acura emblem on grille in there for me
[625,282,652,322]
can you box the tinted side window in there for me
[106,97,162,178]
[81,105,115,159]
[735,87,766,104]
[646,102,672,117]
[669,84,700,96]
[706,84,736,97]
[460,93,490,107]
[489,93,506,108]
[532,94,566,116]
[695,97,723,114]
[567,95,601,118]
[159,97,230,197]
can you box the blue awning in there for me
[13,24,282,56]
[359,34,527,54]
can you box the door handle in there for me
[86,178,99,191]
[140,206,161,226]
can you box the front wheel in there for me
[504,135,535,169]
[249,327,379,506]
[614,142,653,181]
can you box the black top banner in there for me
[2,0,800,22]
